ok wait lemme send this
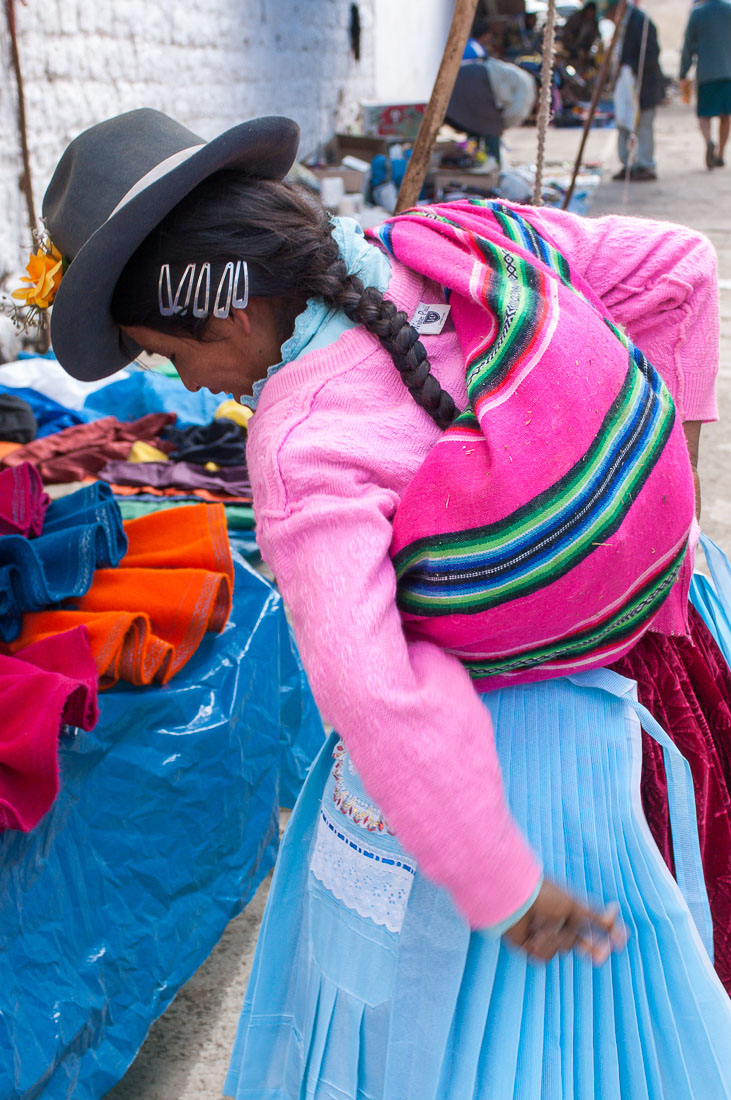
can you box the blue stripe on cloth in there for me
[400,363,671,602]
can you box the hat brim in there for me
[50,115,300,382]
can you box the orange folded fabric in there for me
[9,503,233,688]
[121,499,234,580]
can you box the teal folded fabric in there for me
[0,482,127,643]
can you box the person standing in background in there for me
[680,0,731,169]
[607,0,665,181]
[560,2,600,66]
[462,16,494,59]
[446,54,536,167]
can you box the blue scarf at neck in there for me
[240,216,390,410]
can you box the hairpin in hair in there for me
[158,261,248,318]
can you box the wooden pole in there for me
[395,0,481,213]
[560,0,627,211]
[6,0,37,235]
[6,0,50,352]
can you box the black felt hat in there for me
[43,109,300,382]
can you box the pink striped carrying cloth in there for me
[367,200,695,688]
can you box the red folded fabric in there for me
[0,462,49,536]
[0,626,98,832]
[110,481,253,505]
[1,413,176,483]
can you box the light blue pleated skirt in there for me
[225,666,731,1100]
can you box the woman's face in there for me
[120,298,287,402]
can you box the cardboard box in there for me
[360,102,426,141]
[310,165,366,194]
[328,134,390,162]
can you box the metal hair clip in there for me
[232,260,249,311]
[192,264,211,318]
[158,264,173,316]
[158,261,248,319]
[158,263,196,316]
[213,260,249,318]
[214,262,235,319]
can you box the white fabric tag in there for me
[410,302,451,335]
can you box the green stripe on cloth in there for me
[116,498,255,529]
[458,541,687,679]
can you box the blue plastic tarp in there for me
[82,370,225,429]
[0,385,94,437]
[0,557,324,1100]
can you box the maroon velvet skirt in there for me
[611,603,731,995]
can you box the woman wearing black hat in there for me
[38,110,731,1099]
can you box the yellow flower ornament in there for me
[2,235,66,336]
[12,241,64,310]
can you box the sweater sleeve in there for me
[680,17,697,79]
[255,442,542,930]
[513,203,720,422]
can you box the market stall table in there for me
[0,555,325,1100]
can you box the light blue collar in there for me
[241,216,390,410]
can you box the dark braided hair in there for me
[111,171,458,430]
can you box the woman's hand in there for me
[503,879,627,964]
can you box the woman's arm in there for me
[514,203,720,426]
[257,474,542,931]
[259,473,622,959]
[514,204,717,524]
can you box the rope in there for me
[532,0,558,205]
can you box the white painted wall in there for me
[0,0,449,307]
[372,0,453,103]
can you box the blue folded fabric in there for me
[0,385,93,438]
[0,482,128,642]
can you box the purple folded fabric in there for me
[0,463,49,537]
[99,460,252,498]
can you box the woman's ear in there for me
[230,307,252,337]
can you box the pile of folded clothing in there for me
[8,498,234,689]
[0,458,236,832]
[0,367,255,541]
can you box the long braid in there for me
[112,173,460,430]
[318,258,459,431]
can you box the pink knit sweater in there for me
[247,204,719,930]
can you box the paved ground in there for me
[105,4,730,1095]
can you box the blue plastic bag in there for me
[690,532,731,670]
[0,558,324,1100]
[0,385,94,437]
[82,370,224,429]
